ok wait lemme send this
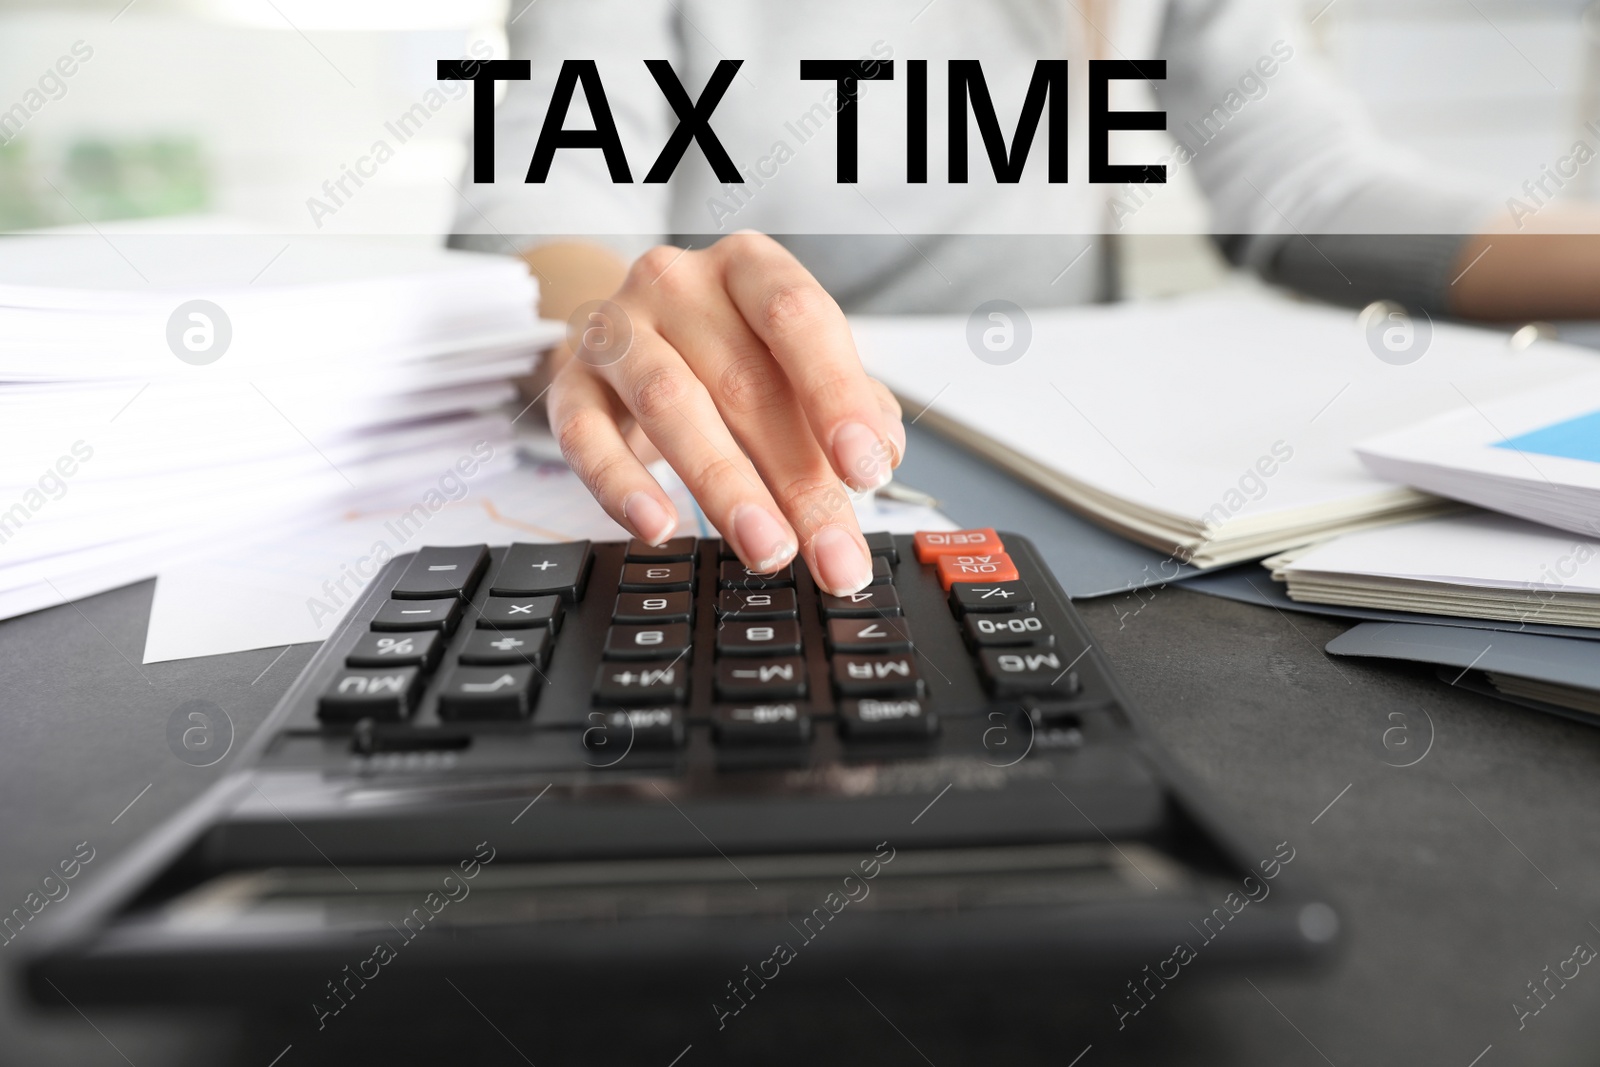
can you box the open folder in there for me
[852,292,1596,568]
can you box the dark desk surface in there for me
[3,424,1597,1066]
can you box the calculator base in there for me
[25,534,1339,1019]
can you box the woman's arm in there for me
[1450,208,1600,321]
[522,235,905,598]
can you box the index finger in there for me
[714,232,903,492]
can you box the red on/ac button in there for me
[913,528,1004,564]
[936,552,1020,589]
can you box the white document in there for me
[852,291,1597,566]
[1356,375,1600,537]
[1267,511,1600,628]
[0,232,558,622]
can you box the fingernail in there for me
[888,420,907,468]
[832,421,892,490]
[623,491,674,546]
[732,504,794,571]
[812,524,873,596]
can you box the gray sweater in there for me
[452,0,1492,314]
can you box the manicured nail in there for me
[623,491,674,546]
[888,419,907,468]
[732,504,794,571]
[812,524,873,596]
[832,421,892,490]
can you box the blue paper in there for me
[1495,410,1600,464]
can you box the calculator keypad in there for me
[313,529,1110,753]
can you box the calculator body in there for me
[25,533,1337,1020]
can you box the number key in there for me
[963,612,1054,649]
[619,562,694,592]
[716,619,802,657]
[625,537,696,562]
[718,561,793,589]
[826,617,912,654]
[716,588,797,619]
[819,586,901,617]
[604,623,691,661]
[613,591,692,624]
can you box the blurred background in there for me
[1,0,1599,292]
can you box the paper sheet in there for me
[143,460,954,663]
[1270,512,1600,594]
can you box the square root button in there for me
[438,665,539,720]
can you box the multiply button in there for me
[478,595,563,631]
[491,541,592,601]
[936,552,1020,590]
[913,528,1004,563]
[593,661,688,705]
[604,623,691,660]
[715,657,806,701]
[390,545,488,600]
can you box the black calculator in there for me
[27,530,1337,1029]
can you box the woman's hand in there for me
[544,232,906,596]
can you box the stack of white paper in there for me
[1356,376,1600,538]
[0,234,561,620]
[1266,511,1600,629]
[852,293,1598,568]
